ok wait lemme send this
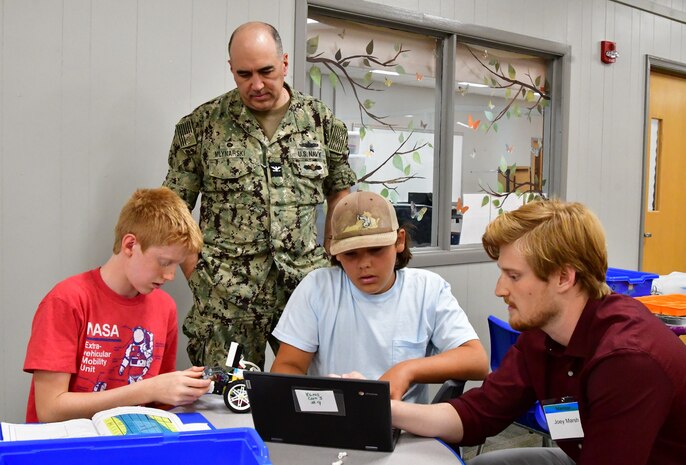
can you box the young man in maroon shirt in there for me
[392,199,686,465]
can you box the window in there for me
[454,41,550,246]
[306,14,441,247]
[298,2,565,265]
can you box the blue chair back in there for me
[487,315,520,371]
[487,315,549,434]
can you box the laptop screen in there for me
[244,371,399,451]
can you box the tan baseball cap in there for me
[329,191,399,256]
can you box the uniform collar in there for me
[228,83,311,144]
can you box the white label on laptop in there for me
[294,389,339,413]
[543,401,584,440]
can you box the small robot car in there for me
[203,342,261,413]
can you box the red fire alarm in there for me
[601,41,618,64]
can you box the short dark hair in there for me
[330,226,413,270]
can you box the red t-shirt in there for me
[23,268,178,422]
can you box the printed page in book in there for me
[90,406,185,436]
[1,418,99,441]
[1,406,199,441]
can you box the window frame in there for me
[296,0,570,267]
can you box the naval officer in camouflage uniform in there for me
[163,22,357,369]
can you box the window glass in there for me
[453,42,550,246]
[304,11,558,255]
[307,13,440,247]
[648,118,660,211]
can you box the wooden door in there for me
[643,71,686,274]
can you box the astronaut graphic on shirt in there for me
[118,326,154,383]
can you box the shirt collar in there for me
[562,296,603,358]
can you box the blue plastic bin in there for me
[0,428,271,465]
[606,267,659,297]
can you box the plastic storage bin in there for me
[636,294,686,342]
[0,428,271,465]
[606,267,659,297]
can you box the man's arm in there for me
[33,368,211,423]
[379,340,489,400]
[391,400,464,443]
[180,253,199,280]
[163,116,202,221]
[164,117,203,282]
[269,342,315,375]
[324,189,350,255]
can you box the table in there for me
[173,396,464,465]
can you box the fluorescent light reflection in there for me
[457,81,489,88]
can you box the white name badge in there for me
[543,401,585,440]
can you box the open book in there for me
[1,406,210,442]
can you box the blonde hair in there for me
[113,187,202,254]
[482,199,611,299]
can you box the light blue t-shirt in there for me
[272,267,479,403]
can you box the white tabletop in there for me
[173,395,464,465]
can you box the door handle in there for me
[644,232,652,238]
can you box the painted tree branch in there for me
[465,46,550,127]
[310,55,389,128]
[479,170,545,207]
[357,130,429,183]
[306,44,410,130]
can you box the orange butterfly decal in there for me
[416,72,424,81]
[455,197,469,214]
[468,114,480,130]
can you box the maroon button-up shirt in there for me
[450,293,686,465]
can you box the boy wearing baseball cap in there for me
[271,191,488,403]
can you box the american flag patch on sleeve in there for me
[328,121,348,155]
[175,120,197,148]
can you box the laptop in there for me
[243,371,400,451]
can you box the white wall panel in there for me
[452,0,475,23]
[2,0,65,423]
[423,0,443,17]
[60,0,94,274]
[136,0,193,183]
[602,3,644,268]
[0,0,6,427]
[191,0,231,107]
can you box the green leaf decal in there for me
[392,155,404,171]
[309,66,322,87]
[306,36,319,55]
[508,64,516,79]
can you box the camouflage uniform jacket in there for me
[164,85,357,308]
